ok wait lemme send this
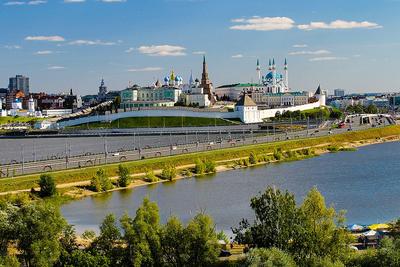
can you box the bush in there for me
[240,158,250,167]
[38,174,57,197]
[82,230,97,240]
[160,165,177,181]
[245,248,296,267]
[144,170,158,183]
[117,165,130,187]
[90,169,113,192]
[194,159,206,175]
[249,152,258,165]
[204,160,216,173]
[273,149,283,160]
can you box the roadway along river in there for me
[62,141,400,234]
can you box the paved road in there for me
[0,115,393,177]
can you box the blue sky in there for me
[0,0,399,95]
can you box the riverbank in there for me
[1,125,400,196]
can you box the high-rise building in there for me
[334,89,345,97]
[8,75,30,95]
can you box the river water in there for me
[62,141,400,234]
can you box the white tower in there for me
[284,58,289,92]
[28,96,35,114]
[256,59,261,84]
[272,58,277,91]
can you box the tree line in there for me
[2,179,400,266]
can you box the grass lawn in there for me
[69,116,239,129]
[1,125,399,193]
[0,116,43,126]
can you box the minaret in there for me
[256,59,261,84]
[284,58,289,91]
[268,59,272,71]
[272,58,276,91]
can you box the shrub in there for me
[204,160,216,173]
[160,165,177,181]
[245,248,296,267]
[117,165,130,187]
[327,146,340,153]
[194,159,206,175]
[38,174,57,197]
[241,158,250,167]
[144,170,158,183]
[249,152,258,165]
[90,169,113,192]
[273,149,283,160]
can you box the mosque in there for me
[215,58,289,100]
[260,58,289,94]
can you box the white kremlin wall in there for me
[53,96,325,129]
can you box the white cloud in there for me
[138,45,186,56]
[35,50,53,55]
[4,45,22,49]
[4,0,46,5]
[28,0,46,5]
[100,0,126,2]
[192,51,206,55]
[125,47,135,53]
[4,1,25,5]
[230,16,295,31]
[127,67,163,72]
[25,35,65,42]
[289,50,331,56]
[232,54,244,58]
[68,39,116,46]
[293,44,308,48]
[309,56,348,62]
[298,20,382,30]
[48,66,65,70]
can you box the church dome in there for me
[175,76,180,82]
[164,76,170,82]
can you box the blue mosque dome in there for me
[164,76,170,82]
[175,76,180,82]
[265,72,283,80]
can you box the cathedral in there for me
[260,58,289,94]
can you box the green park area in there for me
[69,116,239,129]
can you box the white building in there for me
[42,109,72,117]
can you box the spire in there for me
[315,84,322,95]
[189,70,194,85]
[256,59,260,70]
[272,58,275,69]
[268,59,272,70]
[284,58,288,70]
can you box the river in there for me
[62,141,400,234]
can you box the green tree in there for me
[117,165,131,187]
[194,159,206,175]
[61,250,110,267]
[90,169,112,192]
[160,216,188,267]
[0,255,20,267]
[93,214,123,265]
[204,160,216,173]
[296,187,350,264]
[249,152,258,165]
[160,165,177,181]
[15,202,66,267]
[233,186,301,252]
[120,198,162,267]
[366,104,378,114]
[38,174,57,198]
[244,248,296,267]
[185,213,219,267]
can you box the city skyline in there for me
[1,0,399,95]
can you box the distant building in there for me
[9,75,29,95]
[97,79,108,102]
[180,79,211,107]
[261,91,310,108]
[334,89,345,97]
